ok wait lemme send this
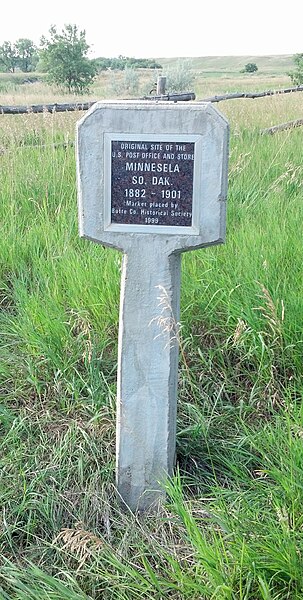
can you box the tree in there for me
[0,38,38,73]
[15,38,38,72]
[288,53,303,85]
[40,24,97,93]
[243,63,258,73]
[0,41,18,72]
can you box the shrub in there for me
[242,63,258,73]
[164,60,195,92]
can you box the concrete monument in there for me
[76,101,229,510]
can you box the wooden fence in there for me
[0,86,302,116]
[0,86,302,135]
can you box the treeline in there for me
[0,38,162,75]
[95,56,162,71]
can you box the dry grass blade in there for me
[54,522,104,570]
[255,282,284,339]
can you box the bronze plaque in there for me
[110,140,195,227]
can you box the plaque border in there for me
[104,133,202,235]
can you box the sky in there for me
[0,0,302,58]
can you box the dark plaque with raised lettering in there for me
[110,140,195,227]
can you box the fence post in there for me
[157,76,167,95]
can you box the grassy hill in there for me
[157,54,294,76]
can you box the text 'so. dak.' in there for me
[104,133,202,235]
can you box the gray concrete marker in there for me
[76,101,229,510]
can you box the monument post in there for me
[76,101,229,510]
[117,242,181,509]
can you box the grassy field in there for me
[0,53,296,105]
[0,58,303,598]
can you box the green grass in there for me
[0,82,303,598]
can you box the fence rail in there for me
[197,85,303,104]
[0,101,96,115]
[0,93,195,115]
[261,118,303,135]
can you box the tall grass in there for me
[0,83,303,598]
